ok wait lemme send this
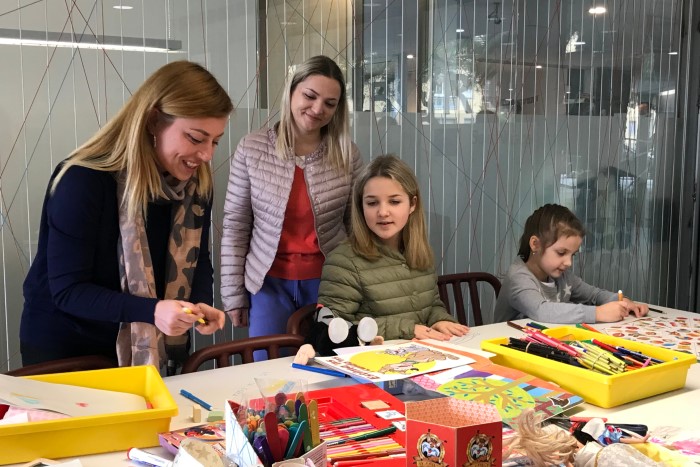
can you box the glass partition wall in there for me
[0,0,695,370]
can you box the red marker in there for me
[507,321,580,357]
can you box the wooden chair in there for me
[437,272,501,326]
[181,333,306,374]
[5,355,118,376]
[286,303,321,336]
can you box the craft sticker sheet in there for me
[409,363,583,426]
[314,342,475,382]
[603,315,700,360]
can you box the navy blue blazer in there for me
[20,164,213,361]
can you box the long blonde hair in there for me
[52,60,233,220]
[275,55,352,174]
[350,154,434,270]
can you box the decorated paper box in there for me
[405,398,501,467]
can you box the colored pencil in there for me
[326,426,397,446]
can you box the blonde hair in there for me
[350,154,433,270]
[275,55,352,174]
[52,60,233,220]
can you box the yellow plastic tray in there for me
[481,326,696,408]
[0,365,177,465]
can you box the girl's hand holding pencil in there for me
[595,301,629,322]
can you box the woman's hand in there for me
[624,298,649,318]
[190,303,226,334]
[414,324,450,341]
[154,300,201,336]
[595,301,629,322]
[432,321,470,337]
[154,300,226,335]
[227,308,249,327]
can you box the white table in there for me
[8,306,700,466]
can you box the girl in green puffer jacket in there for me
[316,155,470,342]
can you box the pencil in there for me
[326,426,397,446]
[648,307,667,314]
[618,290,624,301]
[579,322,601,333]
[182,307,207,325]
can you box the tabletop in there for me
[7,305,700,466]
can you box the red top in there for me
[268,166,325,280]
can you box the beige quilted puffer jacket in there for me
[220,127,363,311]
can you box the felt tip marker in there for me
[127,447,173,467]
[291,362,347,378]
[179,389,212,411]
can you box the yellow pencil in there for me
[618,290,624,301]
[182,307,207,325]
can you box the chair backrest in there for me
[286,303,321,336]
[437,272,501,326]
[4,355,118,376]
[181,333,306,374]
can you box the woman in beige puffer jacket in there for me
[220,56,362,359]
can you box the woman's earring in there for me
[152,134,157,149]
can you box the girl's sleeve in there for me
[220,137,253,311]
[188,201,214,305]
[424,283,458,326]
[569,274,618,306]
[46,167,157,323]
[507,269,597,323]
[317,251,363,321]
[317,249,417,339]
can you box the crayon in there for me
[182,307,207,325]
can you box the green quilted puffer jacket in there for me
[317,242,457,340]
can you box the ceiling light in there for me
[406,54,414,59]
[573,41,586,45]
[113,5,133,9]
[589,6,607,15]
[0,28,181,53]
[535,65,543,69]
[659,89,675,96]
[456,28,465,33]
[668,51,678,55]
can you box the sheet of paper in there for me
[315,341,476,382]
[0,374,147,417]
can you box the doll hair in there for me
[517,204,586,262]
[503,409,578,466]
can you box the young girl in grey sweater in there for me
[494,204,648,324]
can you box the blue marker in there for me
[291,362,347,378]
[179,389,213,411]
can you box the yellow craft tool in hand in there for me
[182,307,207,325]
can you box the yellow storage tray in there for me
[481,326,696,408]
[0,365,177,465]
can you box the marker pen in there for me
[127,447,173,467]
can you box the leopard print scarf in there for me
[115,172,205,368]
